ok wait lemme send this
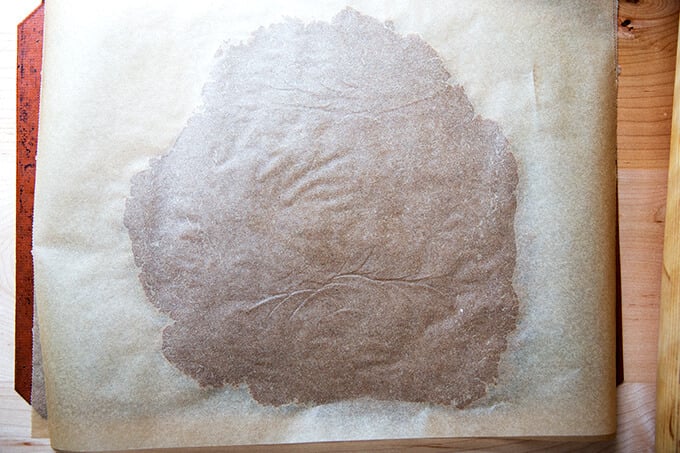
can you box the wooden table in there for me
[0,1,673,451]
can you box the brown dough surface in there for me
[124,8,519,409]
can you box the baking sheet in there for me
[33,1,617,450]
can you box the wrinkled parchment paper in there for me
[34,1,617,450]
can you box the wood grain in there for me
[0,381,51,452]
[618,0,679,385]
[617,0,678,170]
[655,11,680,451]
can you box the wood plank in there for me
[618,0,678,384]
[655,11,680,451]
[617,0,678,170]
[618,168,666,382]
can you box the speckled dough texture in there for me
[124,8,519,409]
[33,1,617,451]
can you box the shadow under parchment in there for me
[124,8,519,409]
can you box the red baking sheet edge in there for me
[16,2,44,404]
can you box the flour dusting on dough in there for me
[124,8,519,409]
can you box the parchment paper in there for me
[33,1,617,451]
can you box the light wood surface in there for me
[655,6,680,451]
[0,1,674,451]
[618,0,679,385]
